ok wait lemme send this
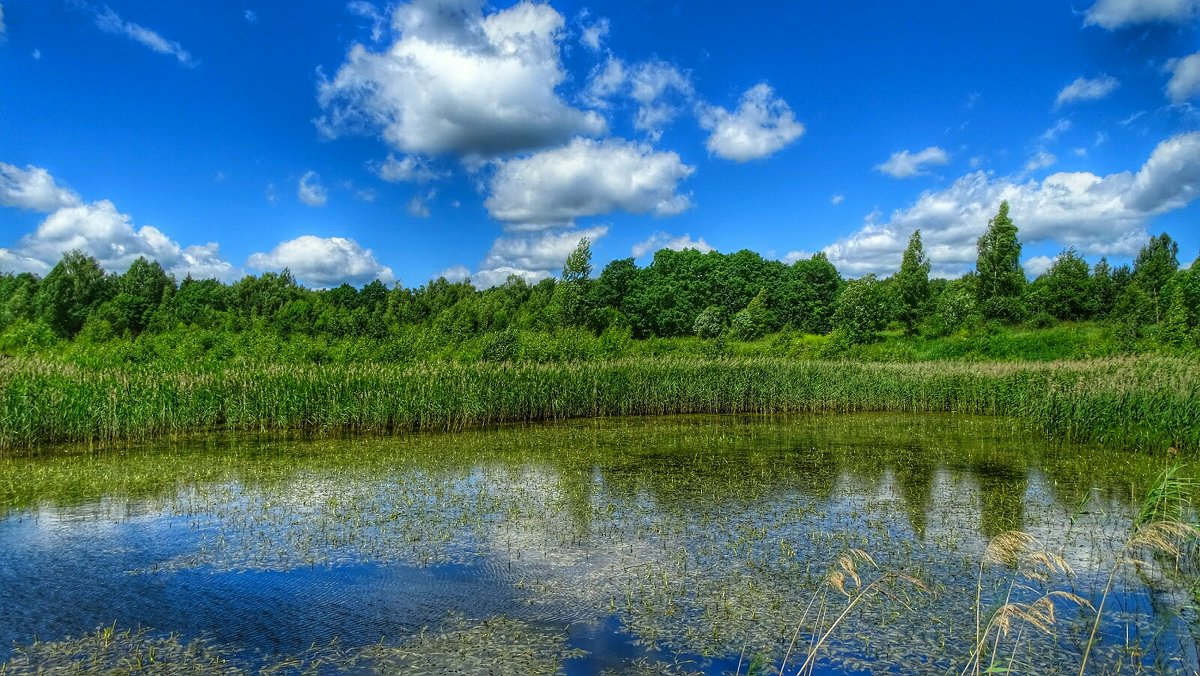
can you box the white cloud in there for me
[629,60,694,139]
[247,235,394,287]
[32,49,42,60]
[821,132,1200,278]
[831,194,845,205]
[1166,52,1200,103]
[435,264,472,283]
[485,137,694,228]
[316,0,606,158]
[346,1,386,42]
[370,153,440,182]
[297,171,327,207]
[244,9,257,23]
[876,146,949,179]
[582,56,627,108]
[1,199,234,280]
[698,83,804,162]
[1024,150,1057,172]
[354,188,377,202]
[1084,0,1200,28]
[406,191,432,217]
[88,4,197,67]
[0,163,81,211]
[472,225,609,288]
[631,231,713,258]
[579,15,608,51]
[1024,255,1057,277]
[781,249,814,264]
[0,2,7,42]
[1055,75,1120,108]
[1040,119,1072,143]
[1074,147,1089,157]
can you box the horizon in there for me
[2,0,1199,289]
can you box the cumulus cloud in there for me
[297,171,327,207]
[0,163,81,211]
[346,1,386,41]
[316,0,606,158]
[831,194,845,206]
[698,83,804,162]
[1166,52,1200,102]
[485,137,694,228]
[471,225,609,288]
[629,60,694,138]
[435,264,472,283]
[579,14,608,51]
[582,56,627,108]
[1024,255,1057,277]
[1084,0,1200,28]
[247,235,394,287]
[631,231,713,258]
[1055,75,1120,108]
[244,9,257,24]
[370,153,440,182]
[406,190,434,217]
[1024,150,1057,172]
[1,199,234,279]
[86,3,197,67]
[876,146,949,179]
[821,132,1200,278]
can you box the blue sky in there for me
[1,0,1198,288]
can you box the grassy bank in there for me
[1,356,1196,452]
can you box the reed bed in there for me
[0,356,1196,451]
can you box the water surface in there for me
[0,414,1194,674]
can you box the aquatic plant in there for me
[0,355,1195,452]
[1077,465,1200,675]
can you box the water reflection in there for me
[0,413,1191,674]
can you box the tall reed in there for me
[0,355,1195,451]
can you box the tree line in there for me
[0,201,1197,363]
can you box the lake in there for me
[0,413,1194,674]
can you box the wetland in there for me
[0,413,1196,674]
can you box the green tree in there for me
[693,305,725,339]
[1091,257,1116,318]
[1132,233,1179,322]
[832,275,892,344]
[782,253,843,334]
[927,277,978,336]
[729,289,770,341]
[1159,284,1191,348]
[103,256,175,334]
[894,229,931,333]
[975,201,1026,322]
[1041,248,1092,320]
[554,237,594,328]
[34,250,114,337]
[562,237,593,284]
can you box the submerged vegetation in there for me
[0,416,1197,673]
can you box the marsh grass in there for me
[0,355,1196,452]
[1078,465,1200,676]
[0,625,236,675]
[965,532,1089,676]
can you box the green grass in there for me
[0,355,1195,452]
